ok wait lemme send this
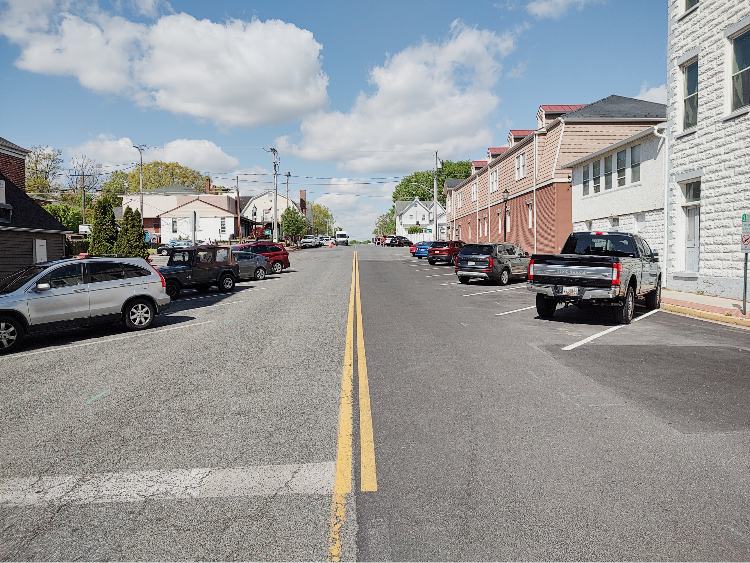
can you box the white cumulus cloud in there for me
[276,21,519,173]
[69,135,239,172]
[526,0,602,19]
[1,3,328,127]
[635,82,667,105]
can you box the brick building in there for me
[0,137,68,278]
[446,97,666,254]
[665,0,750,298]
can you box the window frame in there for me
[604,155,613,190]
[731,28,750,112]
[527,202,533,229]
[592,160,601,193]
[616,150,627,187]
[682,59,699,130]
[630,144,641,183]
[515,153,526,180]
[582,164,590,196]
[471,181,477,202]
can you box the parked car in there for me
[232,251,269,281]
[389,236,412,247]
[409,243,417,255]
[413,241,431,259]
[156,239,201,255]
[527,231,661,324]
[427,240,464,265]
[300,235,320,248]
[0,257,169,354]
[455,243,531,285]
[383,236,393,246]
[157,245,239,298]
[232,242,290,274]
[319,236,333,245]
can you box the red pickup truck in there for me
[427,240,464,265]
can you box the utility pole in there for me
[285,171,290,204]
[267,148,280,242]
[235,175,240,242]
[133,144,146,226]
[69,170,99,226]
[433,151,440,240]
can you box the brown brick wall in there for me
[0,152,26,189]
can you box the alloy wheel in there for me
[0,321,18,349]
[129,304,152,327]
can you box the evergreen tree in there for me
[89,198,117,256]
[115,207,149,259]
[130,209,149,259]
[114,207,134,257]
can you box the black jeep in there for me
[157,246,239,299]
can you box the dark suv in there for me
[157,246,239,298]
[427,240,464,265]
[232,242,290,274]
[455,243,530,285]
[389,236,412,247]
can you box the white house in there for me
[565,125,666,257]
[666,0,750,298]
[240,190,300,224]
[394,198,447,241]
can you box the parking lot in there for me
[1,244,749,560]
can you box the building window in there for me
[604,155,613,190]
[497,211,502,233]
[506,208,511,232]
[490,169,498,193]
[527,202,533,229]
[630,144,641,183]
[617,150,626,187]
[611,216,620,229]
[592,160,601,193]
[220,217,226,233]
[683,59,698,129]
[685,180,701,202]
[483,217,488,237]
[471,181,477,202]
[685,0,698,10]
[468,224,472,238]
[582,165,590,196]
[732,29,750,111]
[515,153,526,180]
[171,218,177,233]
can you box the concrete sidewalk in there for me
[662,288,750,328]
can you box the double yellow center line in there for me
[328,251,377,561]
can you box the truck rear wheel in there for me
[646,279,661,310]
[615,286,635,324]
[499,268,510,286]
[536,294,556,319]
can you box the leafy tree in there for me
[127,161,204,192]
[100,170,129,207]
[89,198,118,256]
[372,206,396,236]
[44,203,82,232]
[25,146,63,194]
[114,207,148,259]
[407,225,424,235]
[281,207,309,241]
[391,160,472,206]
[312,202,335,235]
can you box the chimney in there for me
[204,176,212,194]
[299,189,307,215]
[0,179,5,205]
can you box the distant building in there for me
[564,125,667,258]
[240,190,301,238]
[394,197,446,241]
[665,0,750,298]
[0,137,68,277]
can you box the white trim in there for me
[677,3,699,21]
[724,14,750,38]
[675,47,700,67]
[0,145,29,160]
[674,127,697,140]
[721,106,750,122]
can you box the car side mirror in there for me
[35,282,51,292]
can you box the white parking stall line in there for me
[495,306,536,317]
[10,320,216,359]
[462,286,526,297]
[0,461,335,507]
[561,309,662,351]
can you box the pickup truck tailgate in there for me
[532,255,615,288]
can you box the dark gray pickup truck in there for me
[527,231,661,324]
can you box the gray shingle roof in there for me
[562,95,666,120]
[394,200,412,215]
[1,176,67,231]
[443,178,464,191]
[150,183,202,194]
[0,137,30,154]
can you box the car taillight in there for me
[150,264,166,288]
[487,256,495,270]
[611,262,622,286]
[527,258,535,281]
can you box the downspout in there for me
[653,124,669,284]
[551,118,566,251]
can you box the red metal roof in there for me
[487,146,508,154]
[509,129,533,137]
[472,160,488,167]
[539,104,586,113]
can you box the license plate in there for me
[561,286,578,296]
[468,261,475,266]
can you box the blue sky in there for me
[0,0,666,239]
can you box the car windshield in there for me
[417,242,430,246]
[431,241,449,248]
[460,244,494,256]
[0,264,47,294]
[561,233,637,257]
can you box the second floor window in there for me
[617,150,627,187]
[220,217,226,232]
[490,169,498,193]
[583,165,590,196]
[471,182,477,202]
[171,218,178,233]
[683,59,698,130]
[631,144,641,183]
[592,160,601,193]
[732,29,750,111]
[527,203,533,229]
[685,0,698,10]
[515,153,525,180]
[604,155,613,190]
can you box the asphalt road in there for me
[1,244,749,560]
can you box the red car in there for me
[427,240,464,265]
[232,242,290,274]
[409,243,417,255]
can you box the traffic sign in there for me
[743,212,750,254]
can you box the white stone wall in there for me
[573,209,664,255]
[160,215,235,242]
[667,0,750,298]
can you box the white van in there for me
[335,231,349,246]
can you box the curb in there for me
[661,303,750,328]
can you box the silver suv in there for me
[0,257,170,354]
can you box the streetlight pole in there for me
[433,151,439,240]
[503,188,509,243]
[133,145,146,227]
[267,148,280,242]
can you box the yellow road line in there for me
[356,253,378,492]
[328,252,356,562]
